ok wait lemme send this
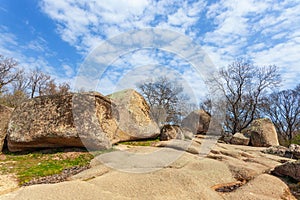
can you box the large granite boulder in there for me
[7,92,126,152]
[0,105,14,152]
[243,118,279,147]
[7,90,161,152]
[107,89,159,142]
[230,132,250,146]
[272,160,300,182]
[182,110,211,134]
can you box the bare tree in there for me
[11,71,31,94]
[207,59,281,134]
[200,98,212,115]
[57,82,70,95]
[137,76,190,126]
[44,79,70,95]
[29,68,51,98]
[261,86,300,143]
[0,55,21,94]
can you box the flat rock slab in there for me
[0,143,297,200]
[222,174,296,200]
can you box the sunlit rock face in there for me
[7,92,119,152]
[0,104,13,152]
[243,118,279,147]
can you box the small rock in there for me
[160,125,184,141]
[272,160,300,182]
[289,144,300,159]
[182,110,211,134]
[230,133,250,146]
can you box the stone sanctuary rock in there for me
[107,89,160,142]
[8,90,159,151]
[182,109,211,134]
[7,92,127,152]
[7,90,162,152]
[7,90,161,152]
[0,105,14,152]
[243,118,279,147]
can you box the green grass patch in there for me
[0,149,95,185]
[119,138,160,146]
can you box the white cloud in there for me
[2,0,299,94]
[62,64,74,77]
[0,26,73,87]
[40,0,205,53]
[202,0,300,89]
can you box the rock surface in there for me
[107,89,160,142]
[182,128,194,140]
[7,92,124,152]
[262,144,300,160]
[230,132,250,146]
[155,139,202,154]
[243,118,279,147]
[182,109,211,134]
[222,174,296,200]
[1,140,297,200]
[262,145,291,158]
[0,105,13,152]
[160,125,184,141]
[272,160,300,182]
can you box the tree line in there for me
[203,59,299,145]
[137,59,299,145]
[1,54,299,145]
[0,55,70,107]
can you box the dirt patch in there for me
[0,174,19,195]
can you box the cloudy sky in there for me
[0,0,299,99]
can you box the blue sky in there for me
[0,0,299,98]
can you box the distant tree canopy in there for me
[206,59,281,134]
[0,55,70,107]
[1,54,299,145]
[137,76,193,126]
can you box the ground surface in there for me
[0,139,299,200]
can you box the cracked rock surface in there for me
[0,139,297,200]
